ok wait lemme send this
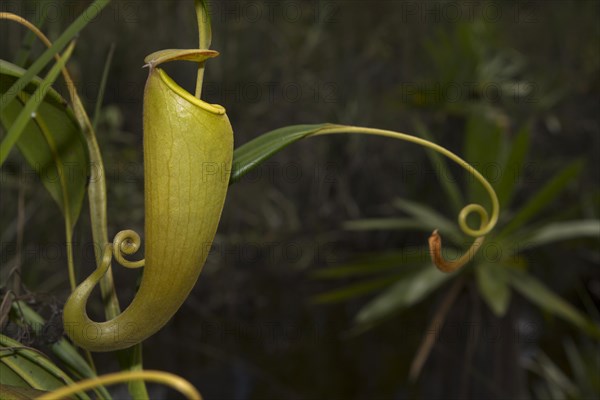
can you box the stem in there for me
[409,276,465,381]
[314,125,500,271]
[194,0,211,98]
[65,219,76,292]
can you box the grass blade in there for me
[0,334,90,400]
[1,59,89,229]
[496,124,531,207]
[0,0,111,114]
[0,385,47,399]
[354,263,453,327]
[344,217,445,233]
[92,43,115,131]
[312,274,407,304]
[499,160,583,238]
[475,263,511,316]
[564,339,593,396]
[312,248,430,279]
[1,41,75,165]
[464,114,503,207]
[507,268,600,338]
[11,301,112,399]
[518,220,600,250]
[393,198,463,244]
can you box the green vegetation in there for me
[1,1,598,399]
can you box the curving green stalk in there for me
[314,126,499,237]
[308,125,499,272]
[194,0,211,98]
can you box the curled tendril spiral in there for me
[457,202,491,237]
[313,125,500,273]
[426,202,492,272]
[112,230,145,269]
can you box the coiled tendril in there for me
[313,125,500,273]
[91,231,145,275]
[112,230,145,269]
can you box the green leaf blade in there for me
[507,269,600,338]
[0,383,48,400]
[1,42,76,165]
[0,334,90,400]
[0,0,111,114]
[499,160,583,238]
[344,217,442,233]
[312,274,405,304]
[354,263,453,327]
[0,59,89,229]
[393,198,463,244]
[311,248,431,280]
[496,124,531,207]
[464,114,503,207]
[519,220,600,250]
[231,124,333,184]
[475,263,511,316]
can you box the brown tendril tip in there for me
[428,229,486,273]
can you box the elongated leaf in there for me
[11,302,111,399]
[0,0,111,114]
[0,384,47,399]
[507,269,600,338]
[0,334,89,400]
[1,43,76,165]
[92,43,116,131]
[354,263,453,326]
[475,263,511,316]
[496,124,531,207]
[312,248,430,279]
[393,198,463,244]
[534,352,579,398]
[0,60,68,106]
[230,124,333,183]
[564,339,596,396]
[0,59,89,229]
[518,220,600,250]
[344,217,443,233]
[312,274,406,304]
[499,161,583,238]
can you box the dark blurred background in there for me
[1,1,599,399]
